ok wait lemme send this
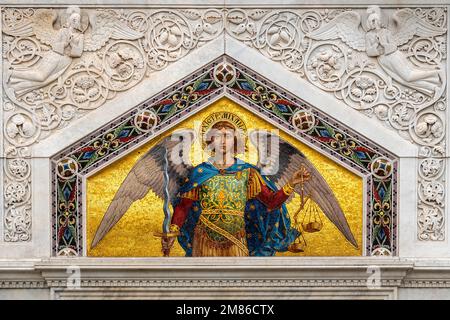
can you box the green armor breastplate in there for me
[198,169,249,243]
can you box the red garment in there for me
[171,184,289,228]
[171,197,194,228]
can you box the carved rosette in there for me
[1,6,448,244]
[3,150,32,242]
[418,154,446,240]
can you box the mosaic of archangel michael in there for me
[90,110,358,257]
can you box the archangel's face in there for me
[211,127,235,157]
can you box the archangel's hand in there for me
[161,235,176,257]
[160,224,180,256]
[289,166,311,186]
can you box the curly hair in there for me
[66,5,81,16]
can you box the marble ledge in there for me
[3,257,450,268]
[1,258,450,291]
[0,0,450,6]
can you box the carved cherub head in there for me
[366,5,382,30]
[62,6,90,33]
[66,6,81,29]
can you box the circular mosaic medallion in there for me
[134,109,158,132]
[57,247,78,257]
[291,110,316,132]
[371,247,391,256]
[56,157,79,180]
[213,62,236,85]
[370,157,393,179]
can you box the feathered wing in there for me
[2,12,34,37]
[83,10,144,52]
[391,9,446,47]
[91,130,195,248]
[307,11,366,52]
[32,9,60,46]
[13,8,143,52]
[249,130,358,248]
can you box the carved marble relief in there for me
[1,5,447,244]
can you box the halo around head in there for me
[200,111,247,153]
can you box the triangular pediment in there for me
[51,56,399,257]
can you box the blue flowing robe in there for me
[173,158,300,256]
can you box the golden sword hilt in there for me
[153,225,180,257]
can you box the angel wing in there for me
[32,9,60,46]
[2,9,67,46]
[83,10,144,52]
[1,9,34,37]
[249,130,358,248]
[391,9,446,47]
[307,11,366,52]
[91,129,195,248]
[5,8,144,52]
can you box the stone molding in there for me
[0,258,450,299]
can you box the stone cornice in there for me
[0,1,449,7]
[1,258,450,291]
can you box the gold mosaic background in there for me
[87,97,363,257]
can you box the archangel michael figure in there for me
[91,112,357,257]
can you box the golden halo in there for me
[200,111,247,153]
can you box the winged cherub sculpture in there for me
[91,112,357,257]
[4,6,143,96]
[308,6,445,97]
